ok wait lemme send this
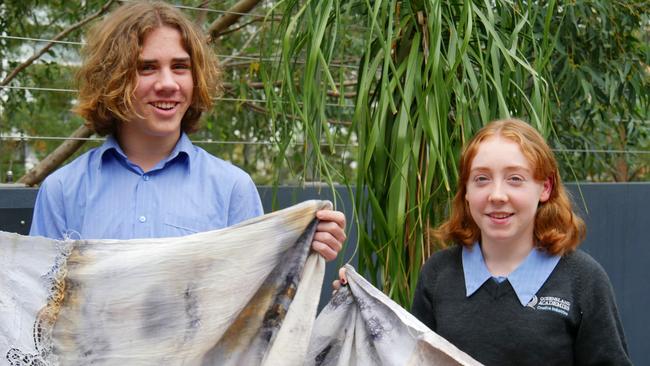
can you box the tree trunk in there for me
[17,125,93,186]
[207,0,263,41]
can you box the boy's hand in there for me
[311,209,346,261]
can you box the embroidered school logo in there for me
[534,296,571,316]
[526,295,538,308]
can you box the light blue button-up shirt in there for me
[30,133,263,240]
[462,242,561,306]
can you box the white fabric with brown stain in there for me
[1,200,480,366]
[306,265,482,366]
[1,200,328,366]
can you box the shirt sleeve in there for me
[573,257,632,365]
[29,176,67,240]
[226,175,263,226]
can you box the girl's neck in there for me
[480,237,535,277]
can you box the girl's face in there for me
[465,136,552,249]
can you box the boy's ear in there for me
[540,177,553,203]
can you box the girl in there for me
[411,118,631,365]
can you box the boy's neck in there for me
[116,130,181,173]
[480,238,534,277]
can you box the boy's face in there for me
[125,26,193,141]
[464,136,552,249]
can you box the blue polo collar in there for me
[462,242,561,306]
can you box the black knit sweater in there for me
[411,246,631,366]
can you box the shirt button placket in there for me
[135,173,151,237]
[139,176,149,222]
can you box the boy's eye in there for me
[139,64,156,72]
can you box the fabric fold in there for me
[3,200,483,366]
[1,200,330,366]
[306,265,482,366]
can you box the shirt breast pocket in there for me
[163,212,215,236]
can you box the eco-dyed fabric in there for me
[1,200,329,366]
[306,265,482,366]
[2,199,481,366]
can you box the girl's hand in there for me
[332,267,348,291]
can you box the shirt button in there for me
[138,216,146,223]
[143,175,150,181]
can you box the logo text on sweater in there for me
[527,295,571,316]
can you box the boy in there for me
[30,1,345,260]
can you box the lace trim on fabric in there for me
[6,241,74,366]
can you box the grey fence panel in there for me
[0,183,648,364]
[0,186,36,234]
[566,183,649,366]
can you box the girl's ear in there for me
[540,176,553,203]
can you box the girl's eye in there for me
[508,175,525,183]
[174,63,191,70]
[473,175,489,183]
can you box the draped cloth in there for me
[306,265,482,366]
[1,200,329,366]
[1,200,480,365]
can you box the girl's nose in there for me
[488,182,508,203]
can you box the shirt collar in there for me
[462,242,561,306]
[99,135,125,159]
[99,133,194,171]
[163,132,194,169]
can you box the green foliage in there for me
[349,0,555,305]
[262,0,554,304]
[0,0,108,181]
[264,0,648,306]
[547,1,649,181]
[0,0,359,184]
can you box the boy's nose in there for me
[155,69,180,92]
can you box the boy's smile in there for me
[121,25,193,145]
